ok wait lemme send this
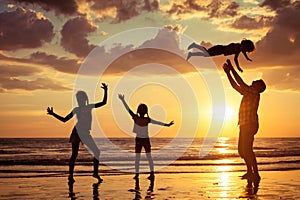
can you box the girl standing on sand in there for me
[118,94,174,181]
[47,83,108,184]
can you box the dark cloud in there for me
[0,52,81,74]
[260,0,292,11]
[29,52,81,74]
[167,0,239,19]
[0,64,41,78]
[254,1,300,66]
[0,7,54,51]
[89,0,159,22]
[143,0,159,12]
[102,48,195,76]
[75,28,196,76]
[164,24,185,32]
[167,0,205,15]
[0,77,70,92]
[9,0,79,15]
[207,1,239,18]
[0,63,70,93]
[231,15,272,30]
[61,16,97,58]
[249,1,300,91]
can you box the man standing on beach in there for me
[223,59,266,187]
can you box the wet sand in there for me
[0,170,299,199]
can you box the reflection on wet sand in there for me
[68,181,101,200]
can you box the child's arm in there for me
[47,107,73,123]
[242,51,252,61]
[234,52,243,73]
[151,119,174,127]
[95,83,108,108]
[118,94,135,118]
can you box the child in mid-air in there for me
[47,83,108,184]
[118,94,174,182]
[186,39,255,72]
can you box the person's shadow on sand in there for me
[130,177,155,200]
[93,183,100,200]
[68,182,76,200]
[68,182,101,200]
[240,181,259,198]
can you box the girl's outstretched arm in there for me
[118,94,135,118]
[242,51,252,61]
[234,52,243,72]
[47,107,73,123]
[151,119,174,127]
[95,83,108,108]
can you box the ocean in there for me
[0,138,299,178]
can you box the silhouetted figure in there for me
[118,94,174,182]
[47,83,108,184]
[135,176,140,190]
[223,60,265,188]
[147,177,154,192]
[93,183,100,200]
[187,39,255,72]
[68,181,76,200]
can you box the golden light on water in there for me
[216,165,232,172]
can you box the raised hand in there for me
[223,63,230,74]
[118,94,125,101]
[226,59,234,70]
[101,83,108,90]
[167,121,174,127]
[47,107,54,115]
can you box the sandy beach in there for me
[0,170,299,199]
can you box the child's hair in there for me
[76,91,89,105]
[241,39,255,52]
[137,103,149,117]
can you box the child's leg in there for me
[69,142,79,180]
[187,51,210,60]
[93,157,103,183]
[80,131,100,159]
[80,134,102,182]
[135,138,142,178]
[188,42,206,51]
[135,153,141,175]
[93,157,99,175]
[146,152,154,172]
[144,139,154,181]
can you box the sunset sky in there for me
[0,0,299,138]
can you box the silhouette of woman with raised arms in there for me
[47,83,108,184]
[118,94,174,182]
[187,39,255,72]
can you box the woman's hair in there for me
[241,39,255,52]
[76,91,89,105]
[137,103,149,117]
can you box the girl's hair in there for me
[76,91,89,105]
[137,103,149,117]
[241,39,255,52]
